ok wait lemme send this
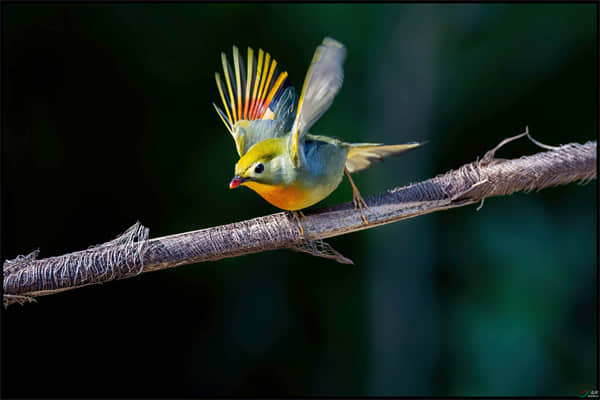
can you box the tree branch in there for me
[3,132,597,307]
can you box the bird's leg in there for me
[291,210,307,236]
[344,167,371,225]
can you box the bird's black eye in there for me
[254,163,264,174]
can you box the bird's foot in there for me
[345,168,371,225]
[291,210,307,236]
[353,192,370,225]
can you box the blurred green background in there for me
[2,3,597,397]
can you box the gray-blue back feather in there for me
[300,136,348,185]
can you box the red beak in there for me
[229,175,246,189]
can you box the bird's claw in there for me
[345,167,371,225]
[353,193,370,225]
[291,211,306,236]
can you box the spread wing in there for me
[213,46,293,156]
[289,37,346,166]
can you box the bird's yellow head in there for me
[229,138,291,189]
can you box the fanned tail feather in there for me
[214,45,290,135]
[345,142,427,174]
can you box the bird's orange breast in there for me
[243,181,318,211]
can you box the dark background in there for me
[2,3,597,397]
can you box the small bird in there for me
[214,37,423,230]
